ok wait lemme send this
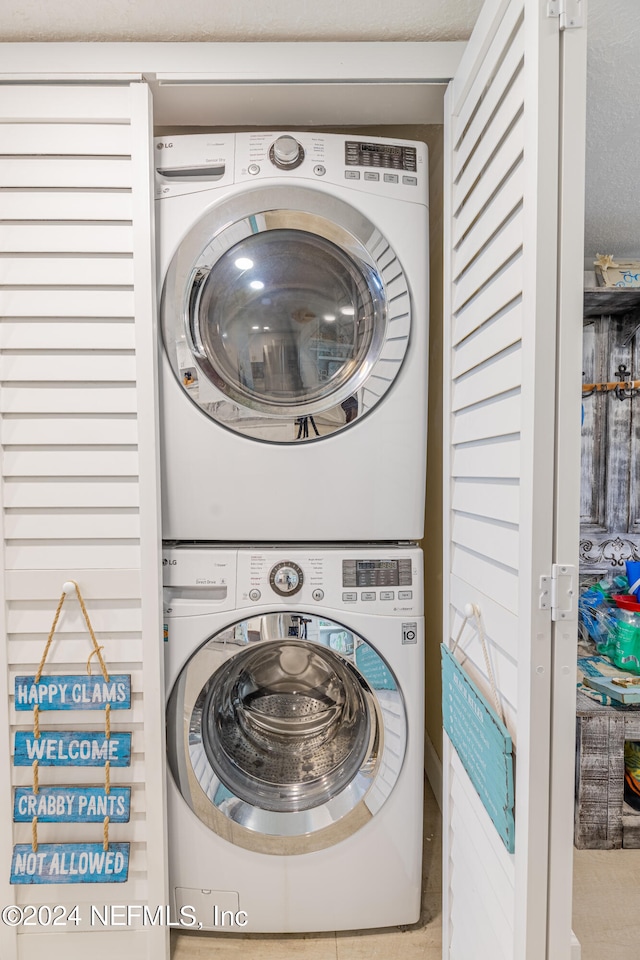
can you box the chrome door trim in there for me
[160,185,412,443]
[166,612,408,855]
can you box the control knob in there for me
[269,560,304,596]
[269,136,305,170]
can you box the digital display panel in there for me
[356,560,398,586]
[345,141,417,172]
[342,559,412,587]
[361,143,402,156]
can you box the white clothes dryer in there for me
[163,543,424,933]
[156,131,429,541]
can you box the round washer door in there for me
[166,612,407,855]
[160,185,412,443]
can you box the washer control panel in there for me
[236,546,422,615]
[161,546,422,616]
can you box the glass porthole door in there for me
[161,186,412,443]
[166,612,407,854]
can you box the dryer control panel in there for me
[234,131,428,206]
[154,131,428,204]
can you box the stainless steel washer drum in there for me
[166,613,408,855]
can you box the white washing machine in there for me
[163,543,424,933]
[156,131,429,541]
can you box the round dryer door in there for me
[161,185,412,443]
[166,612,407,855]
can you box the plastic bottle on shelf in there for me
[613,609,640,674]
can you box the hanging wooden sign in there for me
[14,675,131,711]
[14,786,131,823]
[10,579,132,886]
[441,643,515,854]
[14,731,131,767]
[10,842,129,884]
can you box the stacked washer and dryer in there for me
[156,131,429,933]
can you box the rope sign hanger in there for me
[450,602,505,727]
[30,580,112,854]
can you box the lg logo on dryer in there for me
[156,143,174,150]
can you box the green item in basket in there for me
[614,618,640,674]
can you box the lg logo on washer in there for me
[156,142,174,149]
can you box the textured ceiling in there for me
[0,0,483,42]
[0,0,636,258]
[585,0,640,260]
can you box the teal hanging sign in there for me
[14,732,131,767]
[13,786,130,823]
[441,644,515,854]
[14,675,131,711]
[10,842,129,884]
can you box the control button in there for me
[383,174,399,184]
[380,591,394,600]
[364,172,380,181]
[313,164,326,177]
[402,176,418,186]
[398,590,413,600]
[402,622,418,645]
[361,592,376,601]
[248,163,260,175]
[342,592,357,602]
[345,170,361,180]
[249,589,261,601]
[312,589,325,601]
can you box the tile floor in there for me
[171,778,443,960]
[171,776,640,960]
[573,846,640,960]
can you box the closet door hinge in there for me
[546,0,585,29]
[539,564,577,621]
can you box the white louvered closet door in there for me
[443,2,585,959]
[0,83,166,960]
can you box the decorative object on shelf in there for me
[582,363,639,400]
[441,604,515,854]
[594,254,640,288]
[580,537,640,569]
[10,580,131,885]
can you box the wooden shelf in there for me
[584,287,640,318]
